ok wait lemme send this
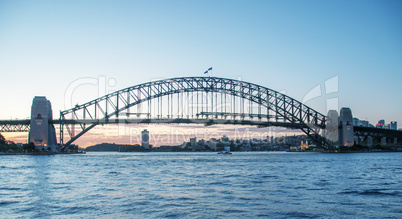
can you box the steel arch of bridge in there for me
[60,77,328,149]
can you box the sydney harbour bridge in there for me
[0,77,400,151]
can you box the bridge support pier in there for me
[367,136,373,147]
[28,96,58,152]
[381,137,387,147]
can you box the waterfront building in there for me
[141,129,149,149]
[300,140,309,150]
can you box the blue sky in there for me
[0,0,401,145]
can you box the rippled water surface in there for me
[1,152,401,218]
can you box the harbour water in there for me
[1,152,401,218]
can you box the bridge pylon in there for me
[339,107,354,147]
[28,96,58,151]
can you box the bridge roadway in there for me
[354,126,402,139]
[0,119,30,132]
[2,118,402,140]
[56,118,306,129]
[0,118,306,131]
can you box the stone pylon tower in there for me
[28,96,58,151]
[339,107,354,147]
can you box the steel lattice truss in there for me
[0,120,30,132]
[60,77,328,149]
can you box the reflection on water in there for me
[0,152,401,218]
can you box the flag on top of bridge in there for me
[204,67,213,75]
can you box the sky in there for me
[0,0,401,146]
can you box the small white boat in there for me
[217,151,232,155]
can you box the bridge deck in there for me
[53,118,307,129]
[0,120,30,132]
[0,120,30,125]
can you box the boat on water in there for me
[217,151,232,155]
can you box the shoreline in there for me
[1,150,401,155]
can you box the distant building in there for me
[290,146,298,151]
[198,139,206,145]
[266,136,274,144]
[326,110,339,146]
[190,137,197,147]
[189,137,197,151]
[391,121,397,130]
[300,140,309,150]
[378,119,385,126]
[353,118,360,126]
[360,120,369,127]
[384,124,390,129]
[208,138,218,151]
[141,129,149,149]
[221,136,229,145]
[376,123,384,129]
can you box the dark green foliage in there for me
[85,143,150,152]
[0,133,5,145]
[0,133,18,152]
[23,142,36,152]
[338,144,370,152]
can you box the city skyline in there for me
[1,0,401,146]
